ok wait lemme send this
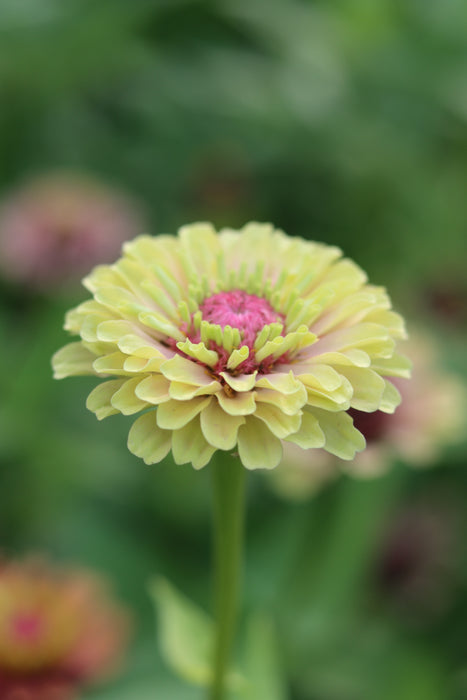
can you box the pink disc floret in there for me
[199,290,282,347]
[183,290,286,375]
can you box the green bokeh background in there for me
[0,1,466,698]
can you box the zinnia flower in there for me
[0,172,144,291]
[0,557,130,700]
[52,222,410,470]
[271,332,465,498]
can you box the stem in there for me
[209,455,246,700]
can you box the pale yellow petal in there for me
[127,412,172,464]
[364,309,407,339]
[86,379,125,419]
[304,383,352,412]
[83,264,123,293]
[284,410,325,449]
[297,349,371,369]
[156,397,212,430]
[123,355,166,373]
[311,290,383,335]
[379,380,402,414]
[135,375,171,404]
[340,367,386,412]
[110,377,150,415]
[237,416,283,470]
[179,222,220,280]
[96,319,141,342]
[216,390,257,416]
[296,364,344,392]
[92,352,133,376]
[219,372,258,392]
[311,323,392,358]
[171,417,216,469]
[169,380,222,400]
[255,372,304,395]
[254,403,302,439]
[52,342,97,379]
[161,354,216,386]
[371,353,412,379]
[312,408,366,460]
[255,385,307,415]
[200,400,245,450]
[65,300,112,334]
[138,310,185,342]
[117,334,167,360]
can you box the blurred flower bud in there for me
[0,173,145,292]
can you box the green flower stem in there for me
[209,454,246,700]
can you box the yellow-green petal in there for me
[341,367,386,412]
[371,353,412,379]
[312,408,366,460]
[128,411,172,464]
[237,416,283,470]
[156,397,212,430]
[111,377,151,415]
[379,379,402,414]
[161,354,216,386]
[92,352,132,376]
[284,410,325,449]
[200,400,245,450]
[219,372,258,392]
[254,402,302,439]
[169,380,222,401]
[52,342,97,379]
[216,390,257,416]
[86,379,125,419]
[255,385,307,415]
[123,356,165,373]
[117,334,167,359]
[171,417,216,469]
[135,375,171,405]
[255,372,303,395]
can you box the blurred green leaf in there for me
[240,614,288,700]
[150,577,243,691]
[150,576,214,687]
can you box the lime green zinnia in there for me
[52,222,410,470]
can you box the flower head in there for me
[0,172,144,291]
[53,222,410,470]
[0,557,130,700]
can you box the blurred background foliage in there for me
[0,1,466,698]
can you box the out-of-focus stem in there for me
[209,455,245,700]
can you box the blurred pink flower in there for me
[0,556,131,700]
[271,332,466,498]
[0,173,145,291]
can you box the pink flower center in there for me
[179,290,286,375]
[199,290,283,348]
[10,612,44,644]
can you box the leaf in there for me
[149,577,244,691]
[239,614,288,700]
[149,577,214,687]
